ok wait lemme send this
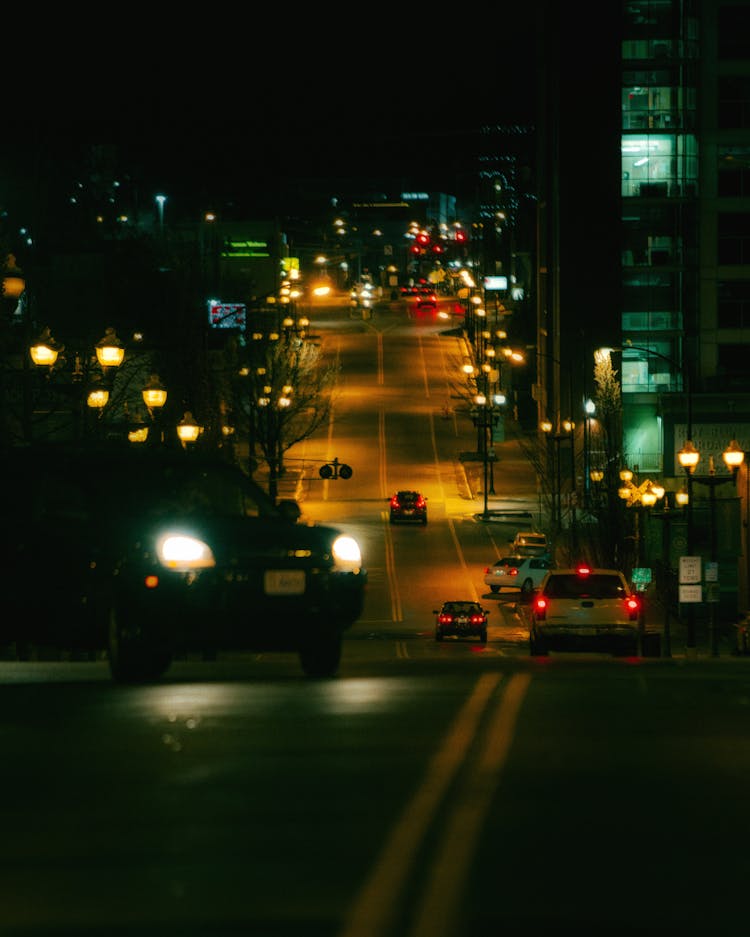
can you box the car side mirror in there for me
[277,499,302,523]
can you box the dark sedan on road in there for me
[1,442,367,682]
[434,600,489,642]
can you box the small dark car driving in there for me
[2,442,367,682]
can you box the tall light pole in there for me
[583,398,596,507]
[677,440,699,651]
[155,194,166,237]
[618,467,664,655]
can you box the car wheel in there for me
[614,639,639,658]
[107,605,173,684]
[479,629,487,643]
[489,585,500,594]
[421,517,427,525]
[435,628,443,642]
[299,632,342,678]
[529,628,548,656]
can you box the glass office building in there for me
[620,0,750,475]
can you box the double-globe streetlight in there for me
[678,439,746,656]
[30,329,203,448]
[29,326,126,438]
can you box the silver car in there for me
[483,555,554,597]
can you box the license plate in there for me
[403,509,414,514]
[264,570,306,595]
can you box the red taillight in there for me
[416,495,426,508]
[438,614,453,625]
[390,496,399,508]
[576,564,592,577]
[470,614,486,624]
[533,596,547,619]
[625,596,640,620]
[484,567,491,574]
[145,574,159,589]
[509,567,518,577]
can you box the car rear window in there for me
[544,574,626,600]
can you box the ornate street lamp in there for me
[722,439,745,474]
[95,327,125,368]
[142,374,167,411]
[177,411,202,445]
[29,327,125,439]
[29,327,63,367]
[677,439,699,650]
[618,467,666,654]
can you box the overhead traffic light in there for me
[319,457,353,480]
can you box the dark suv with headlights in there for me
[1,442,367,683]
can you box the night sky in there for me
[9,4,548,213]
[4,1,619,238]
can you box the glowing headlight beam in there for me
[157,534,216,570]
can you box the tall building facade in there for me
[620,0,750,476]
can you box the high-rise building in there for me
[619,0,750,476]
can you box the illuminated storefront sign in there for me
[483,276,508,291]
[221,239,270,258]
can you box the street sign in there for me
[631,567,652,586]
[679,584,703,603]
[679,556,702,584]
[705,582,721,604]
[705,561,718,583]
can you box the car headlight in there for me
[331,535,362,572]
[157,533,216,570]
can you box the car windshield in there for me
[114,463,273,518]
[14,448,281,523]
[544,574,626,600]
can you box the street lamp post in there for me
[692,448,743,657]
[618,467,665,654]
[155,194,166,237]
[674,438,743,656]
[677,440,700,651]
[583,398,596,507]
[29,326,126,440]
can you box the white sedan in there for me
[483,555,554,597]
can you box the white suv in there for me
[528,565,641,656]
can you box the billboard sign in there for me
[208,300,246,330]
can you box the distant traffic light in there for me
[319,458,353,480]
